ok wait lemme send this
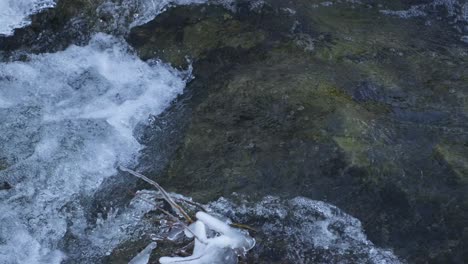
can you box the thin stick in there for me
[176,198,207,213]
[131,191,207,245]
[120,166,193,223]
[229,223,258,232]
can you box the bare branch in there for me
[175,198,207,213]
[120,166,193,223]
[132,192,207,245]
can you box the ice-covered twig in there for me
[131,191,207,245]
[122,167,256,263]
[159,212,256,264]
[120,166,193,223]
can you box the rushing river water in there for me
[0,1,197,262]
[0,33,190,262]
[0,0,467,263]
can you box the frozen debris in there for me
[129,242,158,264]
[160,212,255,264]
[121,169,256,263]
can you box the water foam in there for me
[0,0,55,36]
[128,0,207,27]
[95,0,208,34]
[210,196,402,263]
[0,33,187,263]
[380,0,468,28]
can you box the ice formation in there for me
[129,242,158,264]
[159,212,255,264]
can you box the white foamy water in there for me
[0,33,187,263]
[127,0,208,27]
[210,196,402,263]
[380,0,468,25]
[95,0,208,34]
[0,0,209,37]
[0,0,55,36]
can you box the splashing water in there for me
[0,0,55,36]
[210,196,402,263]
[0,33,188,263]
[95,0,208,34]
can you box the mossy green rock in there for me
[435,143,468,184]
[0,0,108,57]
[128,1,468,263]
[129,4,267,67]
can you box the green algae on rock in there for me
[129,1,468,263]
[128,4,269,68]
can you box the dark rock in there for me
[128,1,468,263]
[0,0,107,58]
[0,181,11,190]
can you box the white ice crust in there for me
[159,212,255,264]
